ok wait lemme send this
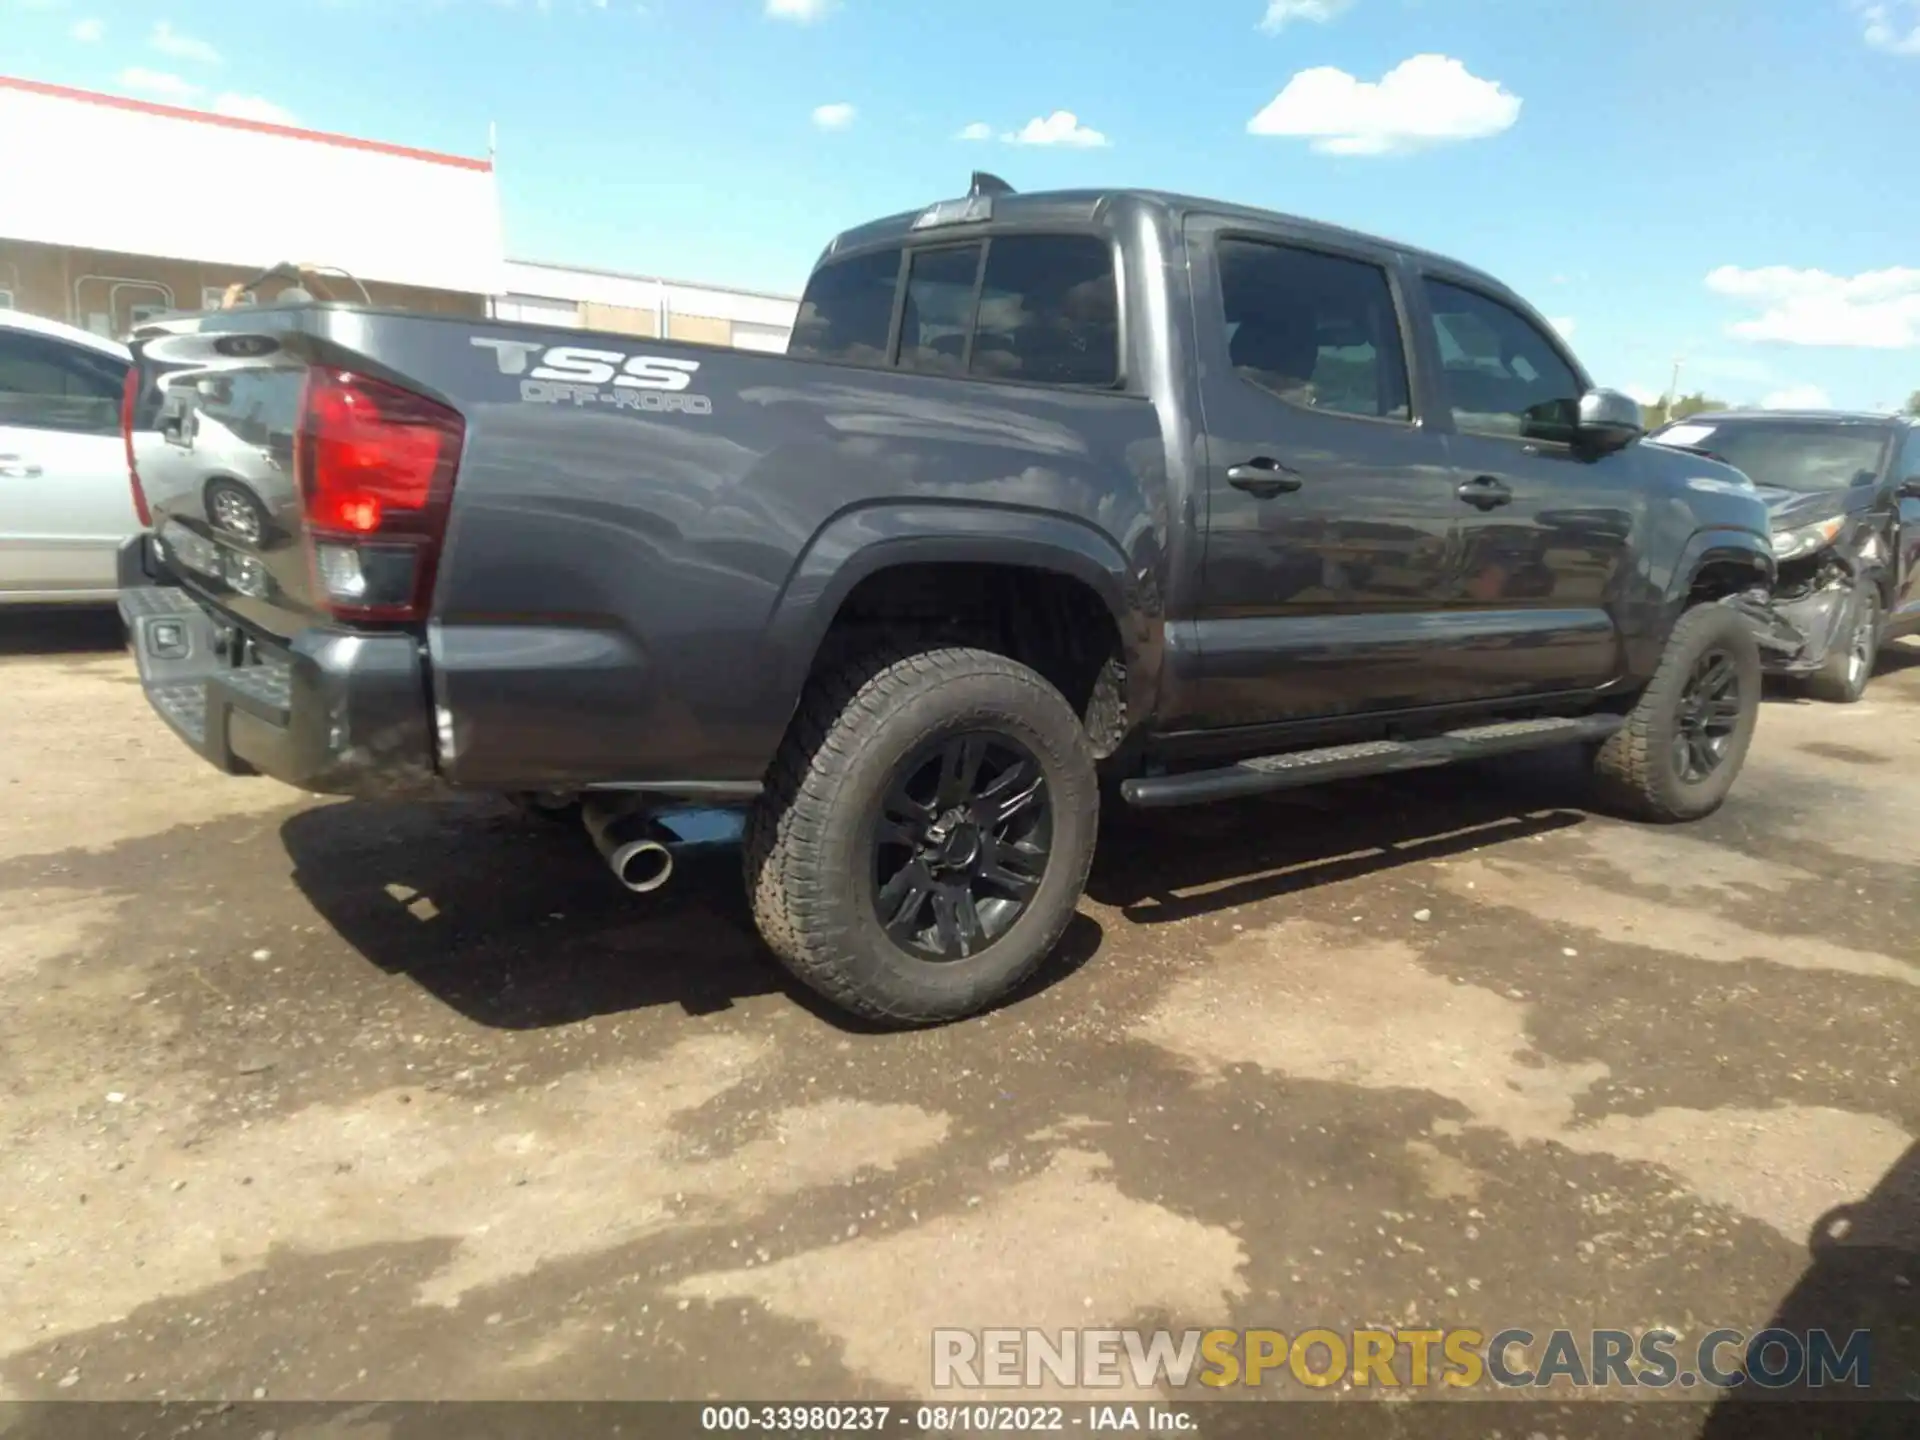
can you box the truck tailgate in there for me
[127,307,465,645]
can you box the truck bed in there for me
[122,303,1162,796]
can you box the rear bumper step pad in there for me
[116,542,439,798]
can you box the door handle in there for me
[1226,458,1304,497]
[0,454,44,479]
[1456,475,1512,510]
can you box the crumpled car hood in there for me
[1754,485,1859,530]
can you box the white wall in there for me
[501,259,798,344]
[0,78,506,297]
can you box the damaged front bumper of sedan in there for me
[1761,549,1862,676]
[1720,586,1811,667]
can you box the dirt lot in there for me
[1,610,1915,1416]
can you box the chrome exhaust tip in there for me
[582,800,676,894]
[609,837,673,893]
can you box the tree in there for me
[1904,389,1920,417]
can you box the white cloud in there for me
[1548,316,1576,339]
[1005,110,1109,147]
[213,93,297,124]
[1247,53,1520,155]
[1858,1,1920,54]
[1624,383,1664,407]
[70,17,103,41]
[120,66,202,101]
[151,20,221,65]
[1706,264,1920,348]
[117,67,294,123]
[810,101,855,130]
[1259,0,1353,31]
[955,121,993,141]
[766,0,832,20]
[1761,384,1835,410]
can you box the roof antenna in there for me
[970,171,1015,198]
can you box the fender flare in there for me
[1666,526,1774,608]
[762,500,1154,722]
[1621,526,1775,678]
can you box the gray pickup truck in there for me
[117,174,1788,1026]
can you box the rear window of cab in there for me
[788,234,1119,389]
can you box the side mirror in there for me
[1899,474,1920,500]
[1575,388,1646,456]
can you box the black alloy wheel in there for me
[872,731,1051,960]
[1672,646,1743,783]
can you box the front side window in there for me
[1899,425,1920,483]
[969,235,1119,388]
[1216,238,1410,420]
[0,330,128,437]
[787,247,900,367]
[1424,280,1581,443]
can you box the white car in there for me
[0,309,144,605]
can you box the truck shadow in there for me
[277,799,1102,1034]
[1697,1140,1918,1437]
[0,605,124,656]
[1087,747,1592,923]
[281,747,1598,1033]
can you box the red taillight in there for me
[121,365,152,527]
[295,369,464,622]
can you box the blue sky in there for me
[5,0,1920,410]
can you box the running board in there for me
[1120,715,1626,809]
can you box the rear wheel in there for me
[1589,603,1761,822]
[1804,584,1880,704]
[745,644,1098,1026]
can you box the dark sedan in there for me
[1647,409,1920,702]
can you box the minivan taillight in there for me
[295,369,464,623]
[121,365,152,527]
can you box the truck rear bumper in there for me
[116,536,442,798]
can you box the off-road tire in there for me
[1589,603,1761,823]
[1804,584,1880,704]
[744,643,1099,1026]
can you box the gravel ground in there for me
[1,609,1913,1427]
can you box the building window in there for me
[0,289,14,310]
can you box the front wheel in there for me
[745,644,1099,1027]
[1804,584,1880,704]
[1589,603,1762,823]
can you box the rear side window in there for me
[787,247,900,366]
[1217,239,1410,420]
[969,235,1119,388]
[0,329,127,437]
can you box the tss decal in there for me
[470,337,712,414]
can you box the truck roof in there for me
[817,184,1515,297]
